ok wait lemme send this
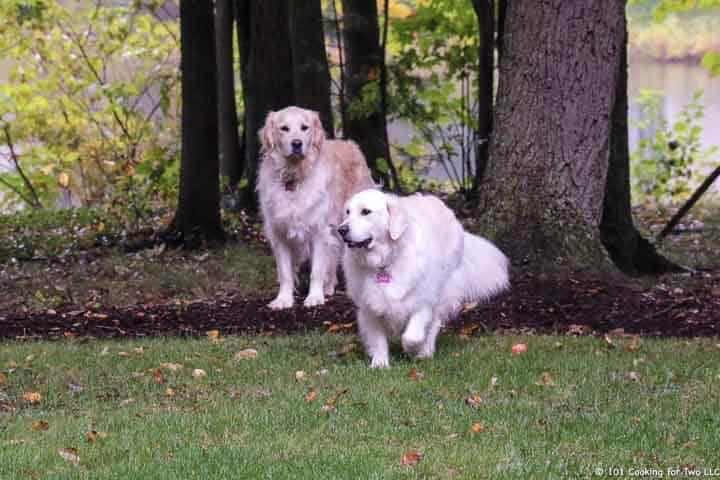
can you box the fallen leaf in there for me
[624,337,641,352]
[326,324,341,333]
[192,369,207,378]
[85,430,107,443]
[22,392,41,404]
[133,347,144,355]
[489,376,498,388]
[295,370,306,381]
[58,448,80,466]
[319,404,336,414]
[400,449,423,466]
[165,388,175,397]
[31,420,49,431]
[627,371,640,382]
[0,373,7,385]
[118,351,130,357]
[234,349,258,360]
[407,368,421,380]
[315,368,329,376]
[603,335,616,349]
[469,422,485,433]
[465,394,482,408]
[206,330,221,342]
[305,390,317,402]
[511,343,528,355]
[119,398,134,407]
[161,362,183,372]
[151,368,165,384]
[536,372,555,386]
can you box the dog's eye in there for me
[346,209,350,215]
[300,124,309,131]
[361,208,371,216]
[280,125,289,132]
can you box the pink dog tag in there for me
[376,269,391,284]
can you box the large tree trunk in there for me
[341,0,399,189]
[478,0,624,264]
[239,0,295,208]
[599,16,681,274]
[470,0,494,192]
[215,0,243,189]
[289,0,334,137]
[169,0,223,246]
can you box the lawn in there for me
[1,334,719,479]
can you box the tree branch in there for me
[3,125,43,209]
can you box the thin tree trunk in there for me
[239,1,295,209]
[470,0,494,193]
[289,0,334,137]
[341,0,399,190]
[497,0,507,63]
[169,0,223,245]
[479,0,624,264]
[599,14,684,274]
[215,0,243,189]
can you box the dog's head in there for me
[337,189,408,250]
[259,106,325,162]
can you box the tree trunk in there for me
[470,0,494,193]
[599,15,681,274]
[478,0,624,264]
[168,0,223,246]
[239,0,295,208]
[215,0,243,189]
[289,0,334,137]
[341,0,399,189]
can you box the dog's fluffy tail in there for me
[440,232,510,321]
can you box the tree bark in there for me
[168,0,223,246]
[239,0,295,208]
[341,0,399,189]
[289,0,334,137]
[470,0,494,192]
[478,0,624,264]
[599,17,682,274]
[215,0,243,189]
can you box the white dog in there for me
[257,106,374,309]
[338,189,509,367]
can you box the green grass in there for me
[1,334,719,479]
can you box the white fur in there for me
[340,189,509,367]
[257,106,374,309]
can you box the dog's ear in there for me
[259,110,276,154]
[310,111,326,152]
[387,197,408,241]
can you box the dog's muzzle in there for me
[291,140,303,156]
[338,225,372,249]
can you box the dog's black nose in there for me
[291,140,302,151]
[337,224,349,238]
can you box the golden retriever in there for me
[338,189,509,367]
[257,106,375,309]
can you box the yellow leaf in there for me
[31,420,49,431]
[57,172,70,188]
[22,392,41,404]
[465,394,482,408]
[206,330,221,342]
[469,422,485,433]
[165,387,175,397]
[160,362,183,372]
[85,430,107,443]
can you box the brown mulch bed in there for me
[1,269,719,341]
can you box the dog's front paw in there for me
[415,343,435,359]
[370,355,390,369]
[303,292,326,308]
[401,329,426,355]
[268,295,294,310]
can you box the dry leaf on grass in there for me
[22,392,41,404]
[85,430,108,443]
[206,330,221,342]
[465,394,482,408]
[469,422,485,433]
[58,448,80,466]
[407,368,422,380]
[401,449,423,466]
[295,370,307,381]
[161,362,183,372]
[192,369,207,378]
[165,388,175,397]
[234,349,258,360]
[31,420,49,431]
[535,372,555,386]
[305,390,317,402]
[511,343,528,355]
[151,368,165,385]
[0,373,7,386]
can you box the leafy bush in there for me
[630,89,718,203]
[0,0,180,213]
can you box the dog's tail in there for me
[440,232,509,321]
